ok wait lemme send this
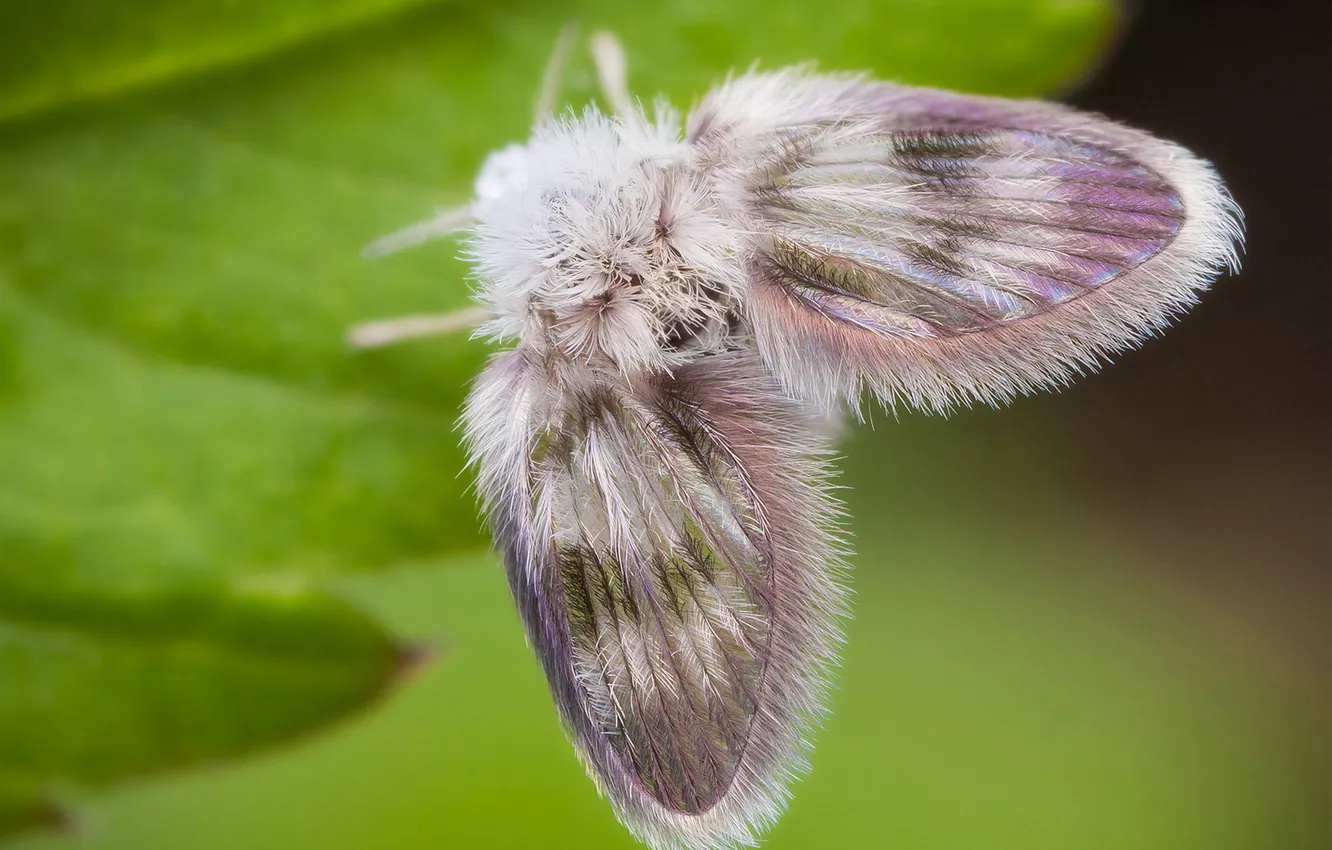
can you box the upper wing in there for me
[463,349,848,850]
[689,71,1244,413]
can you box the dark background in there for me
[1064,0,1329,659]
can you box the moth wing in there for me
[689,72,1244,413]
[464,349,848,850]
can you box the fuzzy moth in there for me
[353,28,1243,850]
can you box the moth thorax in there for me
[469,110,743,371]
[541,248,736,372]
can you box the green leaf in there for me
[0,0,1117,841]
[0,0,1115,577]
[0,284,483,578]
[0,0,453,122]
[0,557,412,836]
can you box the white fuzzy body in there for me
[470,106,744,375]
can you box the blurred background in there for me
[0,1,1326,849]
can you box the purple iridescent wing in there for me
[463,349,848,850]
[689,72,1244,412]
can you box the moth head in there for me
[468,108,743,373]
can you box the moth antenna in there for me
[360,204,472,259]
[589,30,633,116]
[347,306,489,349]
[533,21,580,124]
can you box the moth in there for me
[353,28,1243,850]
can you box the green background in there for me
[0,1,1323,849]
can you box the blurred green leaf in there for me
[0,0,1117,842]
[0,558,411,839]
[0,284,483,580]
[0,0,451,122]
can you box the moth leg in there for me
[347,306,489,349]
[589,31,633,116]
[533,22,579,123]
[359,204,472,259]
